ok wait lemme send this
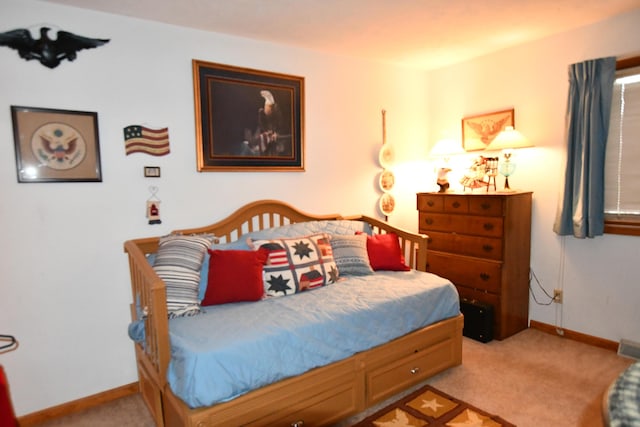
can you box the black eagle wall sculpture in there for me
[0,27,109,69]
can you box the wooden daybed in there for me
[124,199,463,426]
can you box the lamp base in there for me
[499,176,517,192]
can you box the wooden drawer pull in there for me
[452,201,461,208]
[427,200,435,207]
[483,223,494,231]
[482,244,494,252]
[481,202,491,210]
[480,273,491,281]
[410,367,420,374]
[425,218,433,225]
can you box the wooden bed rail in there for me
[344,214,429,272]
[124,238,170,426]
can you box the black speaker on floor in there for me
[460,298,494,343]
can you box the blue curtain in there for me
[553,57,616,238]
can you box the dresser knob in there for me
[426,218,433,225]
[482,244,494,252]
[483,223,494,231]
[480,273,490,281]
[452,201,461,208]
[481,203,491,210]
[427,201,434,207]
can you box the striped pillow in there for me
[153,234,215,318]
[330,233,374,276]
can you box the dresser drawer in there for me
[427,251,502,293]
[469,196,504,216]
[443,195,469,213]
[417,194,470,213]
[257,380,360,427]
[366,339,455,404]
[205,357,362,426]
[427,231,503,260]
[419,213,504,238]
[419,194,505,216]
[417,194,444,212]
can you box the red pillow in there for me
[201,249,268,306]
[358,232,411,271]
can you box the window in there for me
[604,56,640,236]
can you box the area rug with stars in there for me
[351,384,515,427]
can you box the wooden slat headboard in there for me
[174,199,344,244]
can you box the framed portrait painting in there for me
[193,60,305,171]
[461,108,514,151]
[11,106,102,183]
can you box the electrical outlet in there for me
[553,289,563,304]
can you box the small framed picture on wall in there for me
[461,108,514,151]
[11,106,102,183]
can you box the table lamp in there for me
[487,126,532,190]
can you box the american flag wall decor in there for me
[123,125,170,156]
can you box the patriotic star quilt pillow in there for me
[252,233,339,297]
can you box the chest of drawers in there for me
[417,192,532,339]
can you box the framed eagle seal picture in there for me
[11,106,102,183]
[461,108,514,151]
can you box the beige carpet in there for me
[423,328,633,427]
[32,328,634,427]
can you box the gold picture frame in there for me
[193,60,305,171]
[461,108,514,151]
[11,106,102,183]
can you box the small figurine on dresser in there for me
[436,167,452,192]
[460,156,489,191]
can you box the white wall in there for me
[0,0,429,416]
[2,0,639,417]
[426,10,640,345]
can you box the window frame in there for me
[604,55,640,237]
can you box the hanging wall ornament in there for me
[0,26,109,69]
[146,186,162,225]
[377,109,395,219]
[379,193,396,217]
[379,169,395,193]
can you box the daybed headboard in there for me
[175,199,343,244]
[171,200,427,270]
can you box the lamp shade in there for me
[487,126,532,150]
[430,138,464,158]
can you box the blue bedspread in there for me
[166,270,459,408]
